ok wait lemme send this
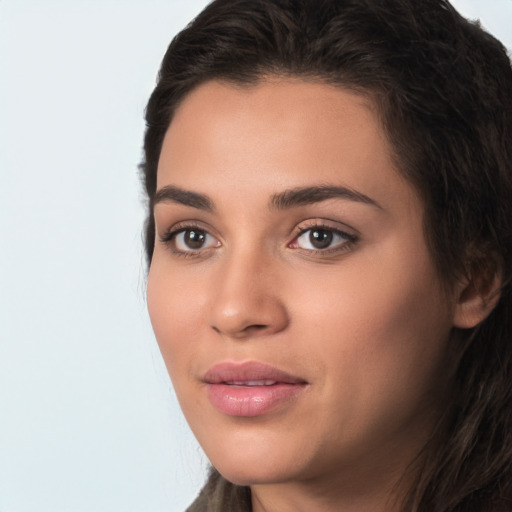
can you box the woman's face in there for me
[147,79,459,491]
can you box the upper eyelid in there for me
[292,226,357,247]
[292,219,359,238]
[295,224,352,236]
[159,219,217,237]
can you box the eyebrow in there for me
[153,185,214,211]
[153,184,381,212]
[270,185,382,210]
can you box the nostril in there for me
[243,324,268,331]
[239,324,270,336]
[211,322,271,338]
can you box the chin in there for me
[202,432,312,487]
[214,459,295,487]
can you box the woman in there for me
[140,0,512,510]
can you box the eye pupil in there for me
[185,229,206,249]
[310,229,333,249]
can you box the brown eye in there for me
[291,226,353,252]
[309,229,333,249]
[173,228,220,252]
[183,229,206,249]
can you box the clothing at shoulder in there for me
[186,470,252,512]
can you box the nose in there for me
[209,249,289,339]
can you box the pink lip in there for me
[203,361,307,417]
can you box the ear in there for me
[453,266,502,329]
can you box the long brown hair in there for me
[141,1,512,509]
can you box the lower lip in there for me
[206,383,306,417]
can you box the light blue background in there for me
[1,1,510,511]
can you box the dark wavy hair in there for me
[140,0,512,510]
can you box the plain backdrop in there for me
[0,1,511,511]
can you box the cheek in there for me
[291,249,449,343]
[291,246,453,412]
[146,261,207,382]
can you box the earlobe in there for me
[453,272,502,329]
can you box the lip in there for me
[203,361,308,417]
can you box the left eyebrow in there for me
[270,185,382,210]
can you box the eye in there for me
[163,226,220,254]
[290,226,355,252]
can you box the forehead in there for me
[157,78,418,215]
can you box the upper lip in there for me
[203,361,307,385]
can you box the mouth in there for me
[203,361,308,417]
[222,380,279,386]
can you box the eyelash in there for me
[160,222,217,259]
[290,222,357,256]
[159,221,358,258]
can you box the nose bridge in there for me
[209,243,288,338]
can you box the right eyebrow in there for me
[153,185,214,212]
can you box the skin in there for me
[147,79,479,511]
